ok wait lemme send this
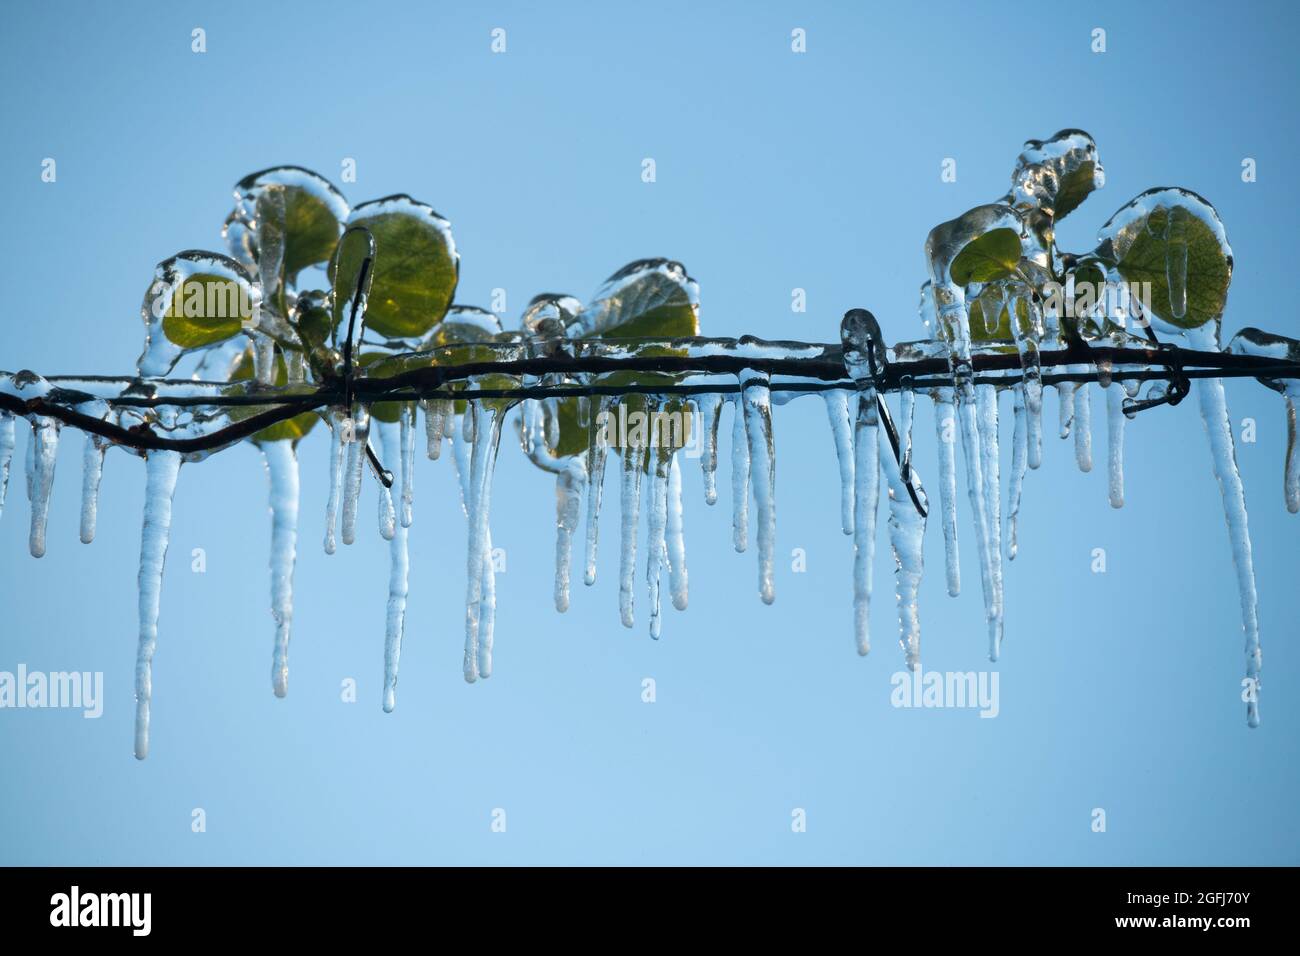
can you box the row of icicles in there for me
[1,338,1283,756]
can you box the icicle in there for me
[399,403,415,528]
[730,396,749,553]
[743,378,777,605]
[1007,384,1028,560]
[25,416,60,558]
[263,440,299,699]
[696,393,723,505]
[462,402,504,682]
[377,446,397,542]
[619,432,647,628]
[1057,382,1075,439]
[583,396,611,586]
[323,411,348,554]
[1012,294,1045,470]
[378,420,410,712]
[554,456,587,612]
[0,411,14,524]
[1106,383,1126,508]
[1026,377,1044,470]
[1285,388,1300,514]
[880,395,928,670]
[134,450,182,760]
[933,388,961,596]
[479,547,496,679]
[422,398,450,461]
[252,331,277,388]
[79,431,106,545]
[666,453,688,611]
[1073,378,1093,472]
[1194,371,1262,727]
[851,393,880,654]
[341,409,370,546]
[976,384,1004,658]
[646,446,670,638]
[823,389,856,535]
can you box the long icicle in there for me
[933,387,961,595]
[26,416,60,558]
[134,450,182,760]
[555,456,588,612]
[618,426,647,628]
[852,391,880,654]
[1007,384,1028,560]
[742,376,777,605]
[1195,374,1262,727]
[646,442,671,638]
[399,403,415,528]
[79,431,106,545]
[697,393,723,506]
[341,408,370,546]
[462,402,504,682]
[666,452,688,611]
[583,396,611,585]
[378,419,410,712]
[823,389,856,535]
[880,391,927,670]
[1106,383,1127,509]
[0,411,14,523]
[263,440,300,699]
[323,410,347,554]
[975,384,1004,657]
[1074,378,1094,472]
[1285,387,1300,514]
[730,395,750,552]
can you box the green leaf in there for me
[577,259,700,339]
[329,226,377,340]
[228,348,319,444]
[1054,160,1098,222]
[335,195,459,339]
[948,229,1022,286]
[1096,188,1233,330]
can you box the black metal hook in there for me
[1122,323,1190,417]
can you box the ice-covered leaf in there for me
[139,251,260,376]
[1096,187,1232,330]
[335,195,459,340]
[230,166,349,287]
[1015,129,1103,222]
[948,229,1022,286]
[576,259,699,339]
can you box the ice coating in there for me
[263,440,299,698]
[134,450,182,760]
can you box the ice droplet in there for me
[134,450,182,760]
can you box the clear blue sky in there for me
[1,0,1298,864]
